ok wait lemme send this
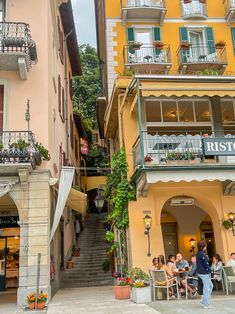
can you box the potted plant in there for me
[72,246,80,257]
[167,152,195,165]
[153,41,165,50]
[180,42,192,50]
[67,258,74,269]
[222,220,233,230]
[144,155,153,164]
[215,40,226,49]
[184,0,192,4]
[199,0,206,3]
[27,293,36,310]
[128,268,151,304]
[36,292,48,309]
[129,41,143,51]
[113,272,132,300]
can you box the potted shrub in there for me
[67,258,74,269]
[27,293,36,310]
[113,272,131,300]
[72,246,80,257]
[153,41,165,50]
[144,155,153,164]
[215,40,226,49]
[129,41,143,51]
[222,220,233,230]
[128,268,151,304]
[36,292,48,309]
[180,42,192,50]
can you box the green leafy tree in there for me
[86,145,108,168]
[73,44,102,130]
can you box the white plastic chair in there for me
[223,266,235,295]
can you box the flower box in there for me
[131,286,152,304]
[167,160,196,166]
[153,41,165,50]
[199,0,206,3]
[180,42,191,50]
[184,0,192,4]
[203,158,216,164]
[114,285,131,299]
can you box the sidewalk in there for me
[47,286,158,314]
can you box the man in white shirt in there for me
[227,253,235,267]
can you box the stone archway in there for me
[158,191,225,261]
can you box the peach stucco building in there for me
[95,0,235,273]
[0,0,86,308]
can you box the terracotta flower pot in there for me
[37,302,46,309]
[73,249,80,257]
[28,302,35,310]
[114,285,131,300]
[67,260,74,269]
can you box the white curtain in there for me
[50,166,75,241]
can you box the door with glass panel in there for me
[135,29,153,63]
[189,31,204,62]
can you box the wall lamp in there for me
[227,212,235,236]
[189,238,196,254]
[143,214,152,257]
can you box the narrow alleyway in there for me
[61,213,113,288]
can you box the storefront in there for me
[0,216,20,292]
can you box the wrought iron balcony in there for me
[121,0,166,24]
[224,0,235,23]
[0,22,38,80]
[124,45,172,74]
[177,44,227,74]
[133,131,235,169]
[181,0,207,19]
[0,131,41,173]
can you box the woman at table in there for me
[157,255,176,299]
[151,257,158,270]
[211,254,223,290]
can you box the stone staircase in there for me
[61,214,113,288]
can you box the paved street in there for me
[1,287,235,314]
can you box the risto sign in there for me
[203,138,235,156]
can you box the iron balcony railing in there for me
[133,130,235,168]
[0,131,41,168]
[177,44,227,67]
[224,0,235,12]
[121,0,166,8]
[0,22,38,65]
[124,44,171,65]
[181,0,207,18]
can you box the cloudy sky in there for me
[72,0,97,47]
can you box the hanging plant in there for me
[222,220,233,230]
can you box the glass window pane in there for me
[178,101,194,122]
[194,101,210,122]
[162,101,177,122]
[221,101,235,123]
[146,101,161,122]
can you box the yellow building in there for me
[95,0,235,271]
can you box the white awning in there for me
[146,169,235,183]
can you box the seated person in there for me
[175,253,189,278]
[156,255,176,299]
[167,254,178,273]
[151,257,158,270]
[181,255,198,297]
[227,252,235,268]
[211,253,223,290]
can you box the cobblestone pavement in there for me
[47,286,158,314]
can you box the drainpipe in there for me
[64,29,73,165]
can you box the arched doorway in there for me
[161,195,217,263]
[0,193,20,299]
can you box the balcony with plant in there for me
[123,44,172,74]
[177,44,227,74]
[0,131,50,173]
[0,22,38,79]
[181,0,207,19]
[224,0,235,23]
[121,0,166,24]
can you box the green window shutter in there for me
[153,27,161,56]
[179,27,188,42]
[231,28,235,54]
[127,27,135,54]
[206,27,215,54]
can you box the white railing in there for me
[181,0,207,18]
[124,0,165,8]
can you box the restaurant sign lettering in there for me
[203,138,235,156]
[0,216,19,228]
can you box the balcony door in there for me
[135,29,153,62]
[189,30,205,62]
[0,86,3,131]
[0,0,6,22]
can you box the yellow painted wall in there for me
[82,176,107,192]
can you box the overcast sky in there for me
[72,0,97,47]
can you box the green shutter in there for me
[153,27,161,56]
[231,28,235,54]
[179,27,188,43]
[206,27,215,54]
[127,27,135,54]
